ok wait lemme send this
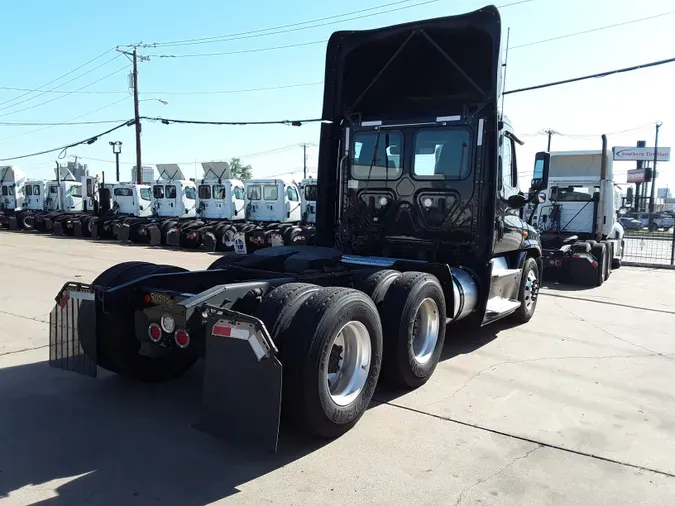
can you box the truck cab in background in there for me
[153,164,197,219]
[532,148,624,286]
[244,178,302,223]
[299,177,317,224]
[0,165,26,227]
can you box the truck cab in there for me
[153,164,197,218]
[196,162,246,221]
[0,165,26,215]
[112,184,153,217]
[245,178,302,223]
[22,180,46,211]
[299,177,317,224]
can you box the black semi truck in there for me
[48,5,550,450]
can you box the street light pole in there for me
[109,141,122,182]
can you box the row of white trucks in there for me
[0,163,318,252]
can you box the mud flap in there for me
[195,306,282,453]
[90,222,99,239]
[118,223,131,243]
[149,224,162,246]
[166,228,180,247]
[53,221,64,236]
[49,283,98,377]
[202,232,217,252]
[8,215,18,230]
[72,220,82,237]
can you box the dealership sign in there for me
[612,146,671,162]
[627,169,648,183]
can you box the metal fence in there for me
[623,227,675,267]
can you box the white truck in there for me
[299,177,317,224]
[117,164,198,245]
[532,141,624,286]
[166,162,247,250]
[90,183,154,240]
[0,165,27,227]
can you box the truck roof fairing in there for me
[320,5,502,121]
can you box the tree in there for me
[229,157,253,181]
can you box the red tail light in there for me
[148,323,162,343]
[175,329,190,348]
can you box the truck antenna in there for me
[499,27,511,122]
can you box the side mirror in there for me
[549,186,559,202]
[537,191,547,204]
[530,152,550,192]
[507,194,528,209]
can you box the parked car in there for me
[618,216,643,230]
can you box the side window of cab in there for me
[499,134,519,197]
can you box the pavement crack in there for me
[0,344,50,357]
[0,309,49,324]
[454,445,542,505]
[551,299,675,362]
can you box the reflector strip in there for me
[212,321,249,340]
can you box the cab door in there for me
[493,134,525,255]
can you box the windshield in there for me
[304,184,317,201]
[351,131,402,180]
[413,128,471,179]
[247,184,261,200]
[557,186,597,202]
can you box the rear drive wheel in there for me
[591,243,606,286]
[91,262,198,381]
[254,283,321,351]
[354,269,401,308]
[279,287,383,438]
[509,257,540,324]
[379,272,446,389]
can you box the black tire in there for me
[91,262,198,381]
[591,243,606,286]
[254,283,321,351]
[379,272,447,389]
[509,257,540,324]
[612,258,622,269]
[207,254,243,270]
[354,269,401,308]
[22,213,36,230]
[279,287,383,438]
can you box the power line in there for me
[150,0,535,49]
[0,47,115,108]
[504,56,675,95]
[0,119,127,126]
[0,120,134,162]
[0,54,124,113]
[0,65,129,119]
[150,0,439,48]
[511,10,675,49]
[143,116,326,126]
[150,40,326,59]
[0,97,131,142]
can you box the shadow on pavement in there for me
[0,360,328,505]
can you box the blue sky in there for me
[1,0,674,191]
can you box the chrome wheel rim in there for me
[524,269,539,310]
[325,321,371,407]
[412,298,440,365]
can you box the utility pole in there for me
[299,143,315,179]
[132,48,142,184]
[648,122,663,220]
[634,140,645,211]
[539,129,560,151]
[117,45,148,184]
